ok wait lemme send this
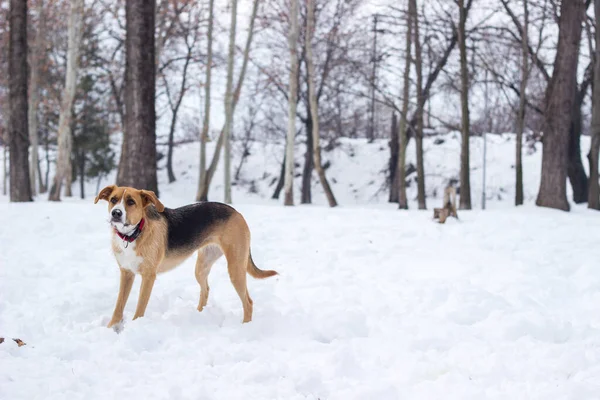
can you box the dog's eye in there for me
[110,197,118,204]
[127,199,135,206]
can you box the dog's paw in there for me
[107,319,125,333]
[111,320,125,334]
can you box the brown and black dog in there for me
[95,185,277,328]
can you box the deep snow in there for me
[1,136,600,399]
[1,200,600,399]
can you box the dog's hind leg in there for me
[195,244,223,312]
[223,243,253,323]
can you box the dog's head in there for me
[94,185,164,234]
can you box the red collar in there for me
[115,218,145,243]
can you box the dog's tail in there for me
[247,251,278,279]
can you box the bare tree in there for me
[28,0,45,196]
[412,0,425,209]
[8,0,33,202]
[501,0,589,204]
[589,0,600,210]
[223,0,238,204]
[457,0,471,210]
[284,0,300,206]
[389,112,399,203]
[306,0,337,207]
[117,0,158,193]
[2,127,7,196]
[196,0,214,201]
[49,0,84,201]
[536,0,584,211]
[162,10,198,184]
[397,1,412,210]
[198,0,260,201]
[515,0,529,206]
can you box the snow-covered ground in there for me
[2,136,600,399]
[1,201,600,399]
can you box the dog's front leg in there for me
[132,272,157,320]
[108,268,135,328]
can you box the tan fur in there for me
[433,186,458,224]
[96,185,277,328]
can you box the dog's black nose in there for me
[112,209,123,219]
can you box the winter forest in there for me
[1,0,599,210]
[2,0,600,398]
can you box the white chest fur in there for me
[112,235,144,273]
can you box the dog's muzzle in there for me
[111,209,123,222]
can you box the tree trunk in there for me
[36,153,45,193]
[515,0,528,206]
[79,151,85,199]
[412,0,426,209]
[65,158,73,197]
[368,15,378,143]
[397,0,412,210]
[458,0,471,210]
[536,0,584,211]
[389,113,399,203]
[199,0,259,201]
[43,127,50,193]
[306,0,336,207]
[197,0,214,201]
[49,0,84,201]
[568,88,589,203]
[167,115,177,183]
[117,0,158,194]
[2,141,7,196]
[284,0,299,206]
[590,0,600,210]
[272,153,286,199]
[223,0,238,204]
[28,0,45,197]
[301,117,313,204]
[8,0,33,202]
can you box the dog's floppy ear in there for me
[94,185,116,204]
[140,190,165,212]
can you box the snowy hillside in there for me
[157,133,587,209]
[1,133,589,208]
